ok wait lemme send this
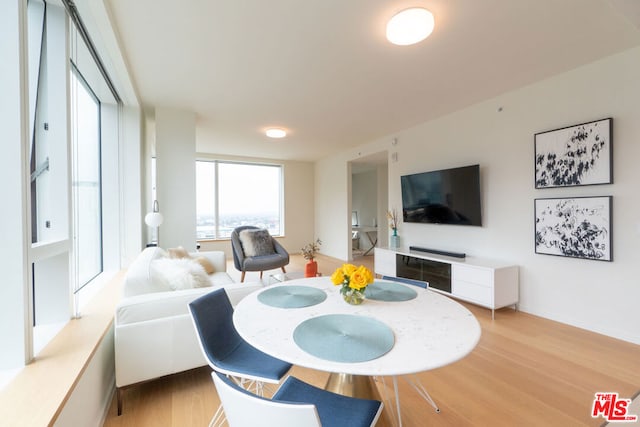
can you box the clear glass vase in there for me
[390,232,400,249]
[342,287,365,305]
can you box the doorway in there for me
[349,152,388,261]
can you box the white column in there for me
[155,107,197,250]
[119,104,144,266]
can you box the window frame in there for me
[196,159,285,241]
[70,63,104,291]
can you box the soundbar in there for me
[409,246,466,259]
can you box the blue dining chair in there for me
[212,370,383,427]
[378,276,439,426]
[189,288,293,426]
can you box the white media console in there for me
[374,247,519,319]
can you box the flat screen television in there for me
[400,164,482,226]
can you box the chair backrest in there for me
[212,371,321,427]
[230,225,259,268]
[381,275,429,289]
[188,289,243,368]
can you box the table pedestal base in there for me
[325,373,378,399]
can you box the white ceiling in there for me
[105,0,640,162]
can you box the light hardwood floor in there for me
[104,253,640,426]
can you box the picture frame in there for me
[534,118,612,189]
[534,196,612,261]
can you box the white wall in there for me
[376,163,389,248]
[316,155,351,260]
[119,105,144,266]
[317,46,640,344]
[280,160,315,253]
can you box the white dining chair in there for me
[212,370,383,427]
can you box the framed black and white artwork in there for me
[535,118,612,189]
[535,196,612,261]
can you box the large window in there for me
[68,4,120,307]
[28,0,118,350]
[70,68,102,288]
[196,161,284,239]
[2,0,128,370]
[27,0,47,244]
[27,0,74,353]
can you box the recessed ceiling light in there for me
[386,7,435,46]
[265,128,287,138]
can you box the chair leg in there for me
[240,271,246,282]
[281,266,286,273]
[209,403,226,427]
[117,387,123,416]
[230,376,266,396]
[260,271,263,279]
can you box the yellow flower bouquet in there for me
[331,263,374,305]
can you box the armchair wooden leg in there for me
[281,266,286,273]
[241,271,246,282]
[117,387,123,416]
[260,271,263,279]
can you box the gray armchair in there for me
[231,226,290,282]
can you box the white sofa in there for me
[115,246,263,414]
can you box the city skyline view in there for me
[196,213,281,239]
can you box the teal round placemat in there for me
[293,314,395,363]
[258,285,327,308]
[365,280,418,301]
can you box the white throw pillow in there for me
[238,229,276,257]
[150,258,212,290]
[167,246,191,259]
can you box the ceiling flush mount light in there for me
[266,128,287,138]
[386,7,435,46]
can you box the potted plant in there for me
[301,238,322,277]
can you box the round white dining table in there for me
[232,276,481,425]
